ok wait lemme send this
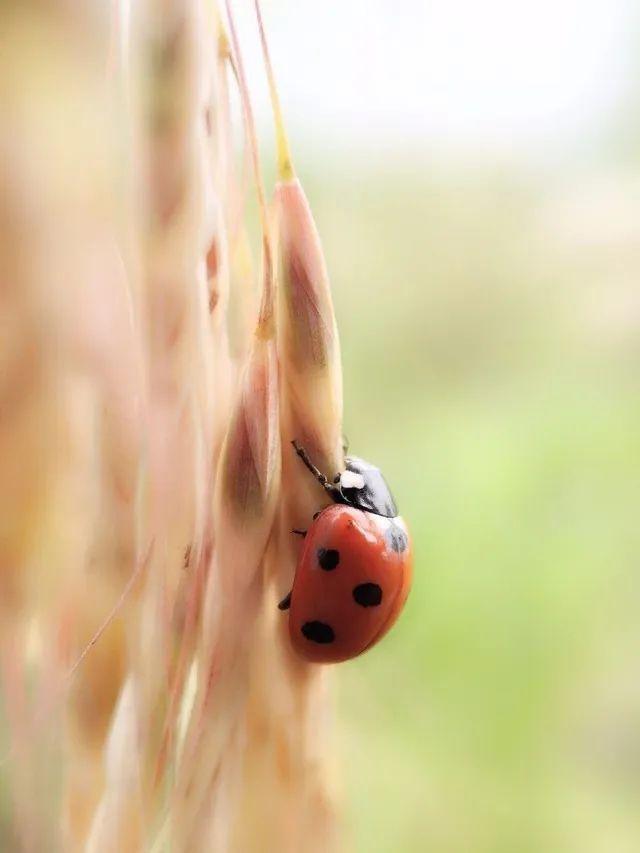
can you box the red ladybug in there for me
[278,441,412,663]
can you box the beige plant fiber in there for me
[0,1,342,850]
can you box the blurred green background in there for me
[316,162,640,852]
[251,0,640,846]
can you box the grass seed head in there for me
[0,1,341,849]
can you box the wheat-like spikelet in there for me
[235,8,343,849]
[0,1,341,850]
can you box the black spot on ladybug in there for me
[317,548,340,571]
[352,583,383,607]
[301,621,335,644]
[385,523,408,554]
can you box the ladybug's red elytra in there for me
[279,441,412,663]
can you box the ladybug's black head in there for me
[334,456,398,518]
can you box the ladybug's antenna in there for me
[291,440,342,502]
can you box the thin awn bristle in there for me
[253,0,296,182]
[224,0,275,334]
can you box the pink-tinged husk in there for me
[173,244,281,841]
[232,173,343,851]
[276,178,343,459]
[276,179,341,375]
[212,334,280,597]
[275,177,344,589]
[84,2,223,847]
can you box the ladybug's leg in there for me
[278,591,292,610]
[291,440,342,502]
[291,529,307,537]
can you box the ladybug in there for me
[278,440,412,663]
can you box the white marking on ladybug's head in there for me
[340,471,365,490]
